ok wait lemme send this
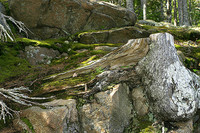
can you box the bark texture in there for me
[174,0,177,26]
[136,33,199,121]
[141,0,147,20]
[178,0,190,26]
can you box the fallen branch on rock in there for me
[0,86,53,123]
[0,12,31,41]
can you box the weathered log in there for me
[46,37,149,80]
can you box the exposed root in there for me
[0,86,53,122]
[0,12,32,42]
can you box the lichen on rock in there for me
[136,33,200,121]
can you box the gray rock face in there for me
[79,27,150,44]
[24,46,60,65]
[136,33,200,121]
[80,83,132,133]
[13,99,79,133]
[9,0,137,39]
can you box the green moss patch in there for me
[16,37,74,54]
[175,44,200,72]
[0,43,32,84]
[21,117,35,133]
[35,69,102,96]
[139,24,200,41]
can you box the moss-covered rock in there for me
[78,26,150,44]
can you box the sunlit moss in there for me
[81,55,97,67]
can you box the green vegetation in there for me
[0,42,32,83]
[175,44,200,73]
[16,37,74,54]
[21,117,35,133]
[140,24,200,41]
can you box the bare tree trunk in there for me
[141,0,147,20]
[183,0,190,26]
[189,0,192,25]
[178,0,190,26]
[160,0,165,21]
[166,0,172,23]
[178,0,183,25]
[174,0,178,26]
[126,0,134,12]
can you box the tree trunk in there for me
[126,0,134,12]
[183,0,190,26]
[141,0,147,20]
[178,0,190,26]
[160,0,165,21]
[178,0,183,25]
[166,0,172,23]
[174,0,178,26]
[189,0,192,25]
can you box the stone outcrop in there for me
[79,27,150,44]
[136,33,200,121]
[10,33,200,133]
[80,83,132,133]
[24,46,60,65]
[13,99,79,133]
[9,0,137,39]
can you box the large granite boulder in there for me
[9,0,137,39]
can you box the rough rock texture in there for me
[79,27,150,44]
[136,33,200,121]
[13,99,79,133]
[80,83,132,133]
[132,87,149,116]
[177,50,186,63]
[9,0,137,39]
[94,46,118,51]
[173,120,193,133]
[24,46,60,65]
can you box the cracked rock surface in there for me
[136,33,200,121]
[9,0,137,39]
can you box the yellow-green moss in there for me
[21,117,35,133]
[43,72,99,89]
[139,126,158,133]
[0,43,32,83]
[16,37,74,54]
